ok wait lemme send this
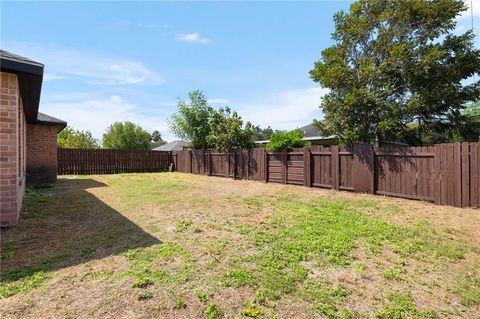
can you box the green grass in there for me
[132,276,154,288]
[377,292,437,319]
[222,268,254,288]
[174,298,187,309]
[196,290,209,303]
[105,174,193,209]
[205,301,223,319]
[23,186,50,218]
[221,196,471,317]
[0,271,51,298]
[300,279,349,317]
[456,270,480,307]
[0,240,16,260]
[353,262,367,276]
[0,253,70,298]
[382,263,406,281]
[242,301,264,318]
[137,291,153,300]
[90,271,114,281]
[175,219,193,232]
[120,242,196,289]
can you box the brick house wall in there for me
[26,123,61,183]
[0,72,26,226]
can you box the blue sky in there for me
[2,1,479,142]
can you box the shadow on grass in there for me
[0,178,161,283]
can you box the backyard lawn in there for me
[1,173,479,318]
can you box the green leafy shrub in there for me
[266,130,310,151]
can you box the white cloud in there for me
[4,41,165,85]
[235,87,328,130]
[176,32,212,44]
[43,73,67,81]
[42,95,173,142]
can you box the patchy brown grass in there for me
[1,173,479,318]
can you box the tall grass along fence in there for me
[172,143,480,208]
[58,148,171,175]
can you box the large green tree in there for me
[207,107,256,150]
[57,127,99,149]
[310,0,480,145]
[169,90,214,149]
[102,121,151,150]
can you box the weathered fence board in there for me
[58,149,171,175]
[172,143,480,208]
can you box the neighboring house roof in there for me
[36,112,67,130]
[153,140,186,151]
[0,49,44,123]
[298,123,321,138]
[150,141,167,149]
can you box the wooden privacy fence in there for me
[172,143,480,208]
[58,148,171,175]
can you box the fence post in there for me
[461,142,470,207]
[282,150,287,184]
[453,142,462,207]
[264,149,268,183]
[352,144,375,194]
[433,144,441,205]
[208,152,212,176]
[225,151,229,178]
[331,145,340,190]
[304,147,311,187]
[470,143,480,208]
[247,150,251,180]
[233,150,237,180]
[189,149,192,174]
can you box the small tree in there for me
[103,121,151,150]
[57,127,99,149]
[252,125,274,141]
[207,107,255,150]
[169,90,213,149]
[150,130,163,142]
[266,130,310,151]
